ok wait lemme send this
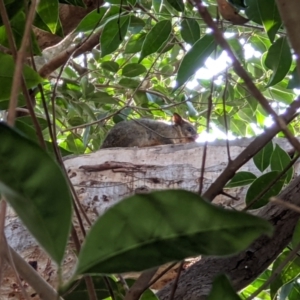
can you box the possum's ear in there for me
[173,113,183,125]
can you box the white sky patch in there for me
[197,123,237,142]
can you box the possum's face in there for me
[181,122,198,142]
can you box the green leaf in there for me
[88,91,118,104]
[270,250,300,299]
[289,282,300,300]
[101,15,130,57]
[118,78,140,88]
[230,119,247,136]
[122,63,147,77]
[245,171,285,209]
[239,269,271,298]
[129,16,145,33]
[0,11,41,55]
[75,190,273,275]
[208,274,242,300]
[125,33,146,54]
[101,61,119,73]
[36,0,59,34]
[175,34,216,89]
[74,8,109,33]
[270,144,293,184]
[226,172,257,188]
[0,53,43,101]
[80,76,95,98]
[229,0,246,9]
[166,0,184,12]
[139,20,172,62]
[180,19,200,45]
[0,0,23,26]
[0,124,72,264]
[245,0,281,43]
[264,36,292,87]
[253,141,274,172]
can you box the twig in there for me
[169,261,184,300]
[146,262,178,289]
[103,276,116,300]
[5,0,38,125]
[270,197,300,214]
[0,245,63,300]
[1,234,30,300]
[124,267,158,300]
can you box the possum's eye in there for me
[187,127,194,132]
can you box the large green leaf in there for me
[139,20,172,62]
[264,36,292,87]
[180,19,200,45]
[0,123,72,264]
[208,274,242,300]
[75,190,272,275]
[175,34,216,89]
[36,0,59,34]
[245,0,281,43]
[0,53,43,101]
[253,141,273,172]
[100,15,130,57]
[270,144,293,184]
[245,171,285,209]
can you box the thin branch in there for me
[124,267,158,300]
[270,197,300,214]
[6,0,38,125]
[169,261,184,300]
[1,235,30,300]
[0,245,63,300]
